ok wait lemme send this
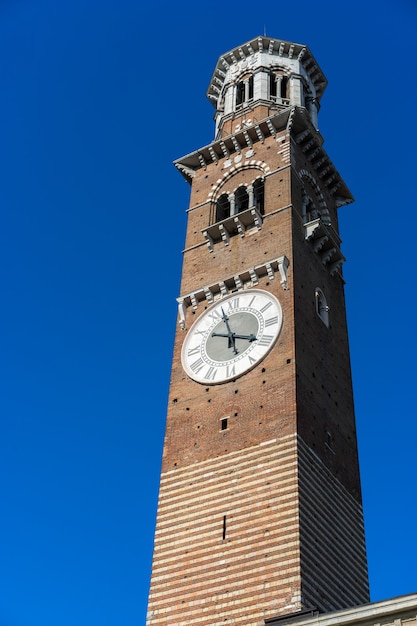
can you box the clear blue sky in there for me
[0,1,416,625]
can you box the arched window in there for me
[235,186,249,213]
[270,72,289,102]
[281,76,288,99]
[248,76,254,100]
[236,81,245,107]
[253,179,265,215]
[236,77,253,108]
[303,190,320,223]
[270,73,277,99]
[315,288,329,327]
[216,194,230,222]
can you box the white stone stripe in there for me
[299,497,368,577]
[297,437,369,607]
[153,497,299,545]
[154,508,299,556]
[301,574,365,613]
[298,453,366,547]
[151,548,300,585]
[155,471,298,525]
[301,542,369,605]
[151,525,300,573]
[299,475,365,538]
[158,447,297,496]
[149,557,300,602]
[299,481,366,555]
[157,446,297,497]
[160,434,296,481]
[148,573,301,619]
[297,437,365,522]
[159,450,296,493]
[154,501,299,550]
[156,463,297,514]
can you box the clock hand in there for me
[230,333,257,342]
[211,332,257,342]
[220,308,238,354]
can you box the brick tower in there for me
[146,36,369,626]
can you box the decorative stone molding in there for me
[305,218,345,275]
[207,36,327,106]
[299,168,329,219]
[176,255,290,328]
[202,206,263,251]
[208,165,269,203]
[174,107,353,206]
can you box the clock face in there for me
[181,289,283,385]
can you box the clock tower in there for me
[146,36,369,626]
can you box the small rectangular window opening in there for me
[222,515,227,540]
[221,418,228,431]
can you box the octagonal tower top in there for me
[207,36,327,139]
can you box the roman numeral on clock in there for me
[260,301,273,314]
[190,357,205,374]
[208,309,221,323]
[226,297,240,311]
[257,334,274,346]
[264,316,278,327]
[226,364,236,378]
[204,366,217,381]
[187,345,201,357]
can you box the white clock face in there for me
[181,289,283,385]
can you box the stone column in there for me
[244,79,250,103]
[248,185,254,208]
[275,75,282,100]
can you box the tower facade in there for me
[146,36,369,626]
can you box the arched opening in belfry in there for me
[253,179,265,215]
[235,186,249,213]
[216,193,230,222]
[236,76,253,108]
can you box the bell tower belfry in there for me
[146,36,369,626]
[209,37,323,138]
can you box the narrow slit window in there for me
[221,417,228,431]
[222,515,227,540]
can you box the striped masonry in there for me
[146,434,302,626]
[298,437,370,612]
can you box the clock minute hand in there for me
[220,308,238,354]
[211,332,256,342]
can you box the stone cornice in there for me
[176,256,290,329]
[207,36,327,106]
[174,108,292,179]
[174,107,353,204]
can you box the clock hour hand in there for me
[230,333,257,342]
[219,308,238,354]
